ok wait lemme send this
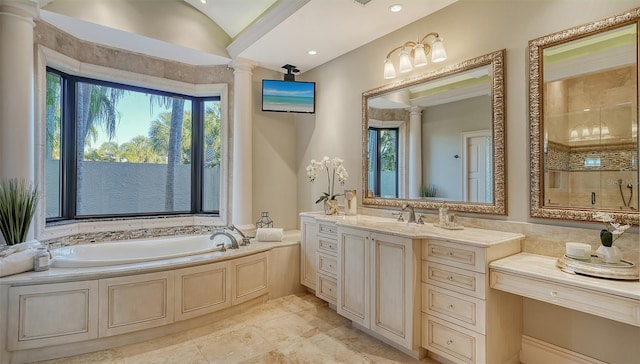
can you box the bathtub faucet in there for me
[210,227,239,249]
[228,225,252,246]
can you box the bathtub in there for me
[50,234,226,268]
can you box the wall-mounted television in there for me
[262,79,316,114]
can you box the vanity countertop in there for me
[490,252,640,301]
[301,212,524,247]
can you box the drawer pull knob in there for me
[447,276,454,281]
[446,340,453,345]
[448,304,454,310]
[550,291,558,297]
[447,251,454,256]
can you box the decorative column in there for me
[0,0,38,182]
[230,58,256,229]
[408,107,423,198]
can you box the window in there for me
[368,127,399,198]
[45,68,222,221]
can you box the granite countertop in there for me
[300,212,524,247]
[0,230,300,286]
[490,252,640,301]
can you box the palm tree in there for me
[75,83,125,213]
[45,73,62,160]
[121,136,160,163]
[148,95,185,211]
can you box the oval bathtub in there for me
[50,234,225,268]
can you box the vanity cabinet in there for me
[300,214,339,303]
[99,271,174,337]
[174,261,231,321]
[7,281,99,350]
[300,216,318,289]
[337,226,420,350]
[421,238,522,364]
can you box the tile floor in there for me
[35,293,440,364]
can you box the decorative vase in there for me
[596,245,623,264]
[324,199,339,215]
[256,211,273,228]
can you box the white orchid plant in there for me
[593,212,631,247]
[306,156,348,204]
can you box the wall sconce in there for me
[383,32,447,79]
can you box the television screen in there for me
[262,79,315,114]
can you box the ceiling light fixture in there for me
[308,50,317,55]
[389,4,403,12]
[200,0,206,4]
[383,32,447,79]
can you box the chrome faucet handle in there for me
[216,243,226,252]
[392,212,405,222]
[239,237,253,246]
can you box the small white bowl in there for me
[565,242,591,260]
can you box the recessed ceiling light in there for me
[308,50,317,55]
[200,0,207,4]
[389,4,403,12]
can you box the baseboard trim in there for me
[521,335,606,364]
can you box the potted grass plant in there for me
[0,179,38,246]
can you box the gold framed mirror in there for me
[530,7,639,225]
[362,49,506,215]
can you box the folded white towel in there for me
[0,248,36,277]
[0,240,42,258]
[256,228,283,242]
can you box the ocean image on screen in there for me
[263,80,315,113]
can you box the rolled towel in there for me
[256,228,283,242]
[0,248,36,277]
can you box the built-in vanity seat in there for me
[300,212,526,364]
[0,232,302,364]
[490,253,640,327]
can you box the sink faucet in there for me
[401,203,416,223]
[210,227,239,249]
[228,224,252,246]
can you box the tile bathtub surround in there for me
[42,225,222,249]
[33,293,438,364]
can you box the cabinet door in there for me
[337,227,370,327]
[7,281,98,350]
[99,271,174,337]
[231,251,268,305]
[300,217,318,289]
[371,232,415,349]
[175,261,231,321]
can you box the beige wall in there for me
[293,1,640,362]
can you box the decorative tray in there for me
[556,254,639,281]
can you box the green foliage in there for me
[0,180,38,245]
[421,184,437,198]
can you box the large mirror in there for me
[530,7,640,225]
[362,50,506,215]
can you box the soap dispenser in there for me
[438,201,448,227]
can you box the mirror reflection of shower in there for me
[618,178,635,209]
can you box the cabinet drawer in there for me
[422,283,486,334]
[318,222,338,238]
[316,274,337,304]
[318,238,338,256]
[423,240,485,273]
[422,261,486,299]
[422,314,485,364]
[491,270,640,327]
[317,252,338,277]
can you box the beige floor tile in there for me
[253,311,321,349]
[33,349,124,364]
[195,325,276,364]
[278,335,374,364]
[122,341,208,364]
